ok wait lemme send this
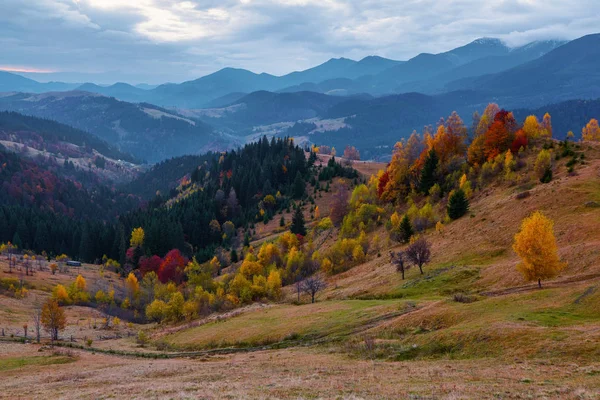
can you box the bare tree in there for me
[33,306,42,343]
[301,276,327,303]
[390,250,411,280]
[329,181,350,226]
[405,237,431,275]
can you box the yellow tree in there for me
[540,113,552,138]
[41,299,66,341]
[513,211,566,288]
[130,227,145,248]
[125,272,140,301]
[523,115,541,139]
[582,118,600,141]
[75,274,87,291]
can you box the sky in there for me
[1,0,599,84]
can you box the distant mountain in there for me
[363,38,512,93]
[0,92,224,163]
[76,82,148,102]
[397,40,567,94]
[150,68,281,108]
[281,56,403,87]
[184,91,358,136]
[1,36,587,108]
[446,34,600,107]
[0,71,79,93]
[135,83,158,90]
[202,92,248,108]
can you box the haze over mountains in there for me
[0,34,599,162]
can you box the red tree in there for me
[158,249,188,284]
[139,255,162,276]
[484,120,510,161]
[377,170,390,198]
[511,129,528,153]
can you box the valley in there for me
[1,27,600,399]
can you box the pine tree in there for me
[230,249,239,263]
[447,188,469,220]
[419,149,439,194]
[399,215,414,243]
[280,215,285,227]
[293,171,306,199]
[290,207,307,236]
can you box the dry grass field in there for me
[1,142,600,398]
[1,342,599,399]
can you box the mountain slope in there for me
[398,40,567,94]
[447,34,600,106]
[0,92,224,162]
[0,71,78,93]
[76,82,148,102]
[0,111,136,162]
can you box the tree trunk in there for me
[401,270,405,280]
[311,294,315,303]
[419,265,423,275]
[538,278,542,288]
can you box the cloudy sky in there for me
[1,0,598,84]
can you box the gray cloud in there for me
[1,0,599,84]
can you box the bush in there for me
[452,293,477,303]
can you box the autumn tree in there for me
[158,249,188,284]
[329,181,350,226]
[523,115,541,139]
[582,118,600,141]
[41,299,66,342]
[511,129,528,153]
[534,149,552,183]
[405,237,431,275]
[125,272,140,304]
[513,211,566,288]
[540,113,552,138]
[343,145,361,161]
[130,227,145,248]
[484,120,510,160]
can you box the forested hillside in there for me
[0,93,222,162]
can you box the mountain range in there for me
[0,33,599,162]
[0,36,571,108]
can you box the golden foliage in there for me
[52,284,70,304]
[41,299,66,340]
[523,115,541,139]
[582,118,600,141]
[534,149,552,180]
[513,211,566,285]
[130,227,145,247]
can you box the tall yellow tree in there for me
[513,211,566,288]
[582,118,600,141]
[130,227,145,248]
[523,115,541,139]
[41,299,66,341]
[540,113,552,138]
